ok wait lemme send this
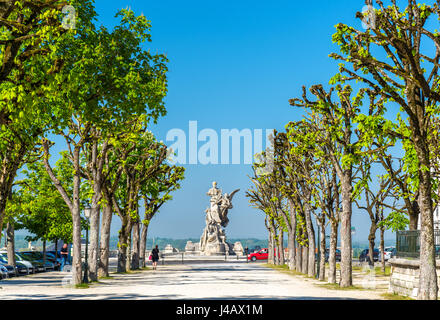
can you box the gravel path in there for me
[0,262,386,300]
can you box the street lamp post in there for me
[83,206,91,284]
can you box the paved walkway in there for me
[0,262,386,300]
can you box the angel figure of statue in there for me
[218,189,240,227]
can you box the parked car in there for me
[19,252,55,272]
[324,249,341,262]
[24,251,56,271]
[359,248,380,262]
[0,260,16,277]
[0,264,8,279]
[248,248,269,261]
[16,252,46,272]
[382,247,395,261]
[43,252,61,271]
[0,252,34,274]
[14,261,30,275]
[14,252,36,273]
[0,256,29,276]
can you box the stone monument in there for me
[199,181,239,255]
[233,242,244,256]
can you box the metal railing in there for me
[156,252,248,265]
[396,230,440,259]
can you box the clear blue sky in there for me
[45,0,396,243]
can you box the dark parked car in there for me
[324,249,341,262]
[0,260,16,277]
[0,253,32,275]
[44,252,61,270]
[0,252,35,274]
[16,252,45,272]
[359,248,380,262]
[14,261,30,275]
[19,252,55,272]
[0,264,8,279]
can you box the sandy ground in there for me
[0,260,389,300]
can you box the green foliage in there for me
[13,155,74,243]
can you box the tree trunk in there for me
[328,221,338,284]
[380,225,385,274]
[304,202,316,277]
[72,147,83,285]
[296,244,302,272]
[71,203,82,284]
[287,230,296,270]
[87,139,109,281]
[302,246,308,275]
[139,222,149,268]
[117,231,128,273]
[6,221,16,275]
[43,239,47,266]
[319,221,326,281]
[98,202,112,278]
[268,229,274,265]
[88,205,100,282]
[418,169,438,300]
[42,141,82,285]
[409,200,419,231]
[126,231,132,271]
[339,174,353,287]
[278,231,285,265]
[131,221,140,270]
[368,222,377,268]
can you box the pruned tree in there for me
[330,0,440,299]
[289,84,379,287]
[139,163,185,268]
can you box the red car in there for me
[248,248,269,261]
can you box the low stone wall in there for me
[389,258,440,298]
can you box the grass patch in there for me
[114,269,143,275]
[75,283,90,289]
[318,283,366,291]
[262,263,305,276]
[325,262,341,270]
[381,293,414,300]
[98,276,114,280]
[374,266,391,277]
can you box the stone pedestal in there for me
[389,258,440,298]
[233,242,244,256]
[184,241,200,255]
[199,223,231,255]
[163,244,179,254]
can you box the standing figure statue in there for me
[199,181,240,255]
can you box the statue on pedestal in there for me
[199,181,239,255]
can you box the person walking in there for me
[151,245,160,270]
[60,243,69,271]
